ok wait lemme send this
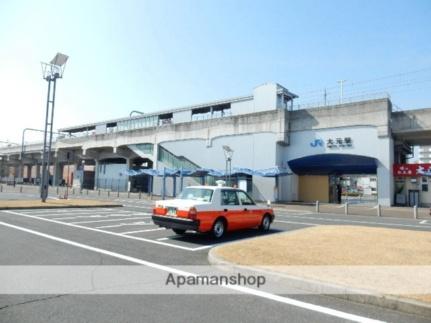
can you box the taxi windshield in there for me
[178,188,214,202]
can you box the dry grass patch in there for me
[213,225,431,304]
[214,225,431,266]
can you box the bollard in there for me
[0,185,2,192]
[315,200,319,213]
[98,189,101,196]
[117,190,120,198]
[108,191,110,197]
[20,186,23,193]
[139,191,142,199]
[344,202,349,215]
[56,186,59,194]
[86,189,89,195]
[414,205,418,219]
[377,204,381,217]
[127,191,130,198]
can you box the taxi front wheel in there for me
[212,218,226,239]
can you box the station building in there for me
[2,82,431,206]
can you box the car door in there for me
[220,189,243,230]
[237,190,261,228]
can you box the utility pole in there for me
[337,80,346,104]
[324,88,327,106]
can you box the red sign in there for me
[393,163,431,177]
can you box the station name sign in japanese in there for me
[310,137,353,148]
[393,163,431,177]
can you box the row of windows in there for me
[117,116,159,132]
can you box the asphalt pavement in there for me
[1,193,431,323]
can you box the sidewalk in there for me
[209,225,431,317]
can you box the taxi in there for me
[152,183,274,238]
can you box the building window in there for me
[422,184,428,192]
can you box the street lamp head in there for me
[41,52,69,81]
[50,53,69,66]
[222,145,234,159]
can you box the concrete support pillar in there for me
[17,163,23,179]
[148,175,153,195]
[25,165,31,181]
[162,168,166,200]
[35,164,41,183]
[153,143,159,169]
[53,158,62,186]
[73,161,83,189]
[126,158,132,192]
[94,160,99,189]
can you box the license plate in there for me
[167,207,177,216]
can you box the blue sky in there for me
[0,0,430,143]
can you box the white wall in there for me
[159,132,278,201]
[231,100,253,116]
[161,132,277,170]
[253,83,278,113]
[173,110,191,124]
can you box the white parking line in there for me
[96,221,152,229]
[120,228,166,234]
[275,220,317,226]
[50,212,152,221]
[157,237,169,241]
[0,220,384,323]
[71,217,150,225]
[420,220,428,224]
[121,205,152,210]
[52,214,135,220]
[25,208,114,214]
[2,210,211,251]
[24,210,121,216]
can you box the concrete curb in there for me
[208,247,431,318]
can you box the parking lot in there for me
[1,196,431,323]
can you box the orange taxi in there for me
[152,184,274,238]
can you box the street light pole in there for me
[222,145,234,187]
[40,53,68,202]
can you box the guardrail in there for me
[314,200,429,219]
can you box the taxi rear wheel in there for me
[172,229,186,235]
[212,218,226,239]
[259,214,271,232]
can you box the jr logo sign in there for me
[310,139,324,147]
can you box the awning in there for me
[288,154,378,175]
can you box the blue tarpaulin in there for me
[123,166,291,177]
[253,166,292,177]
